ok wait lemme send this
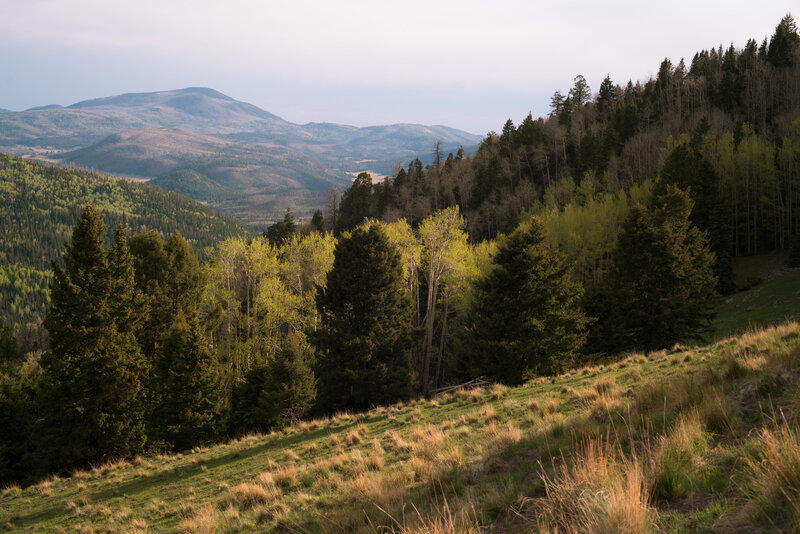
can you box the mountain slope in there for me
[0,153,248,346]
[4,321,800,532]
[0,87,482,223]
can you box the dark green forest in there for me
[0,153,247,350]
[333,15,800,258]
[1,15,799,487]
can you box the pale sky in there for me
[0,1,794,134]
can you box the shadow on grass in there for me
[8,417,382,529]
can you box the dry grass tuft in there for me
[738,421,800,530]
[283,448,300,462]
[274,466,297,488]
[346,429,362,446]
[488,422,522,448]
[384,431,412,454]
[536,438,652,533]
[649,409,711,500]
[178,504,218,534]
[2,483,20,496]
[697,386,734,433]
[366,439,385,471]
[490,383,508,399]
[481,404,499,422]
[226,483,273,510]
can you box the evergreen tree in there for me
[767,14,800,68]
[603,186,717,351]
[37,206,148,472]
[314,225,414,412]
[335,173,375,234]
[229,334,315,434]
[658,142,735,293]
[0,361,38,484]
[310,209,325,233]
[134,231,222,451]
[461,218,590,384]
[265,208,298,246]
[148,314,224,450]
[0,323,17,368]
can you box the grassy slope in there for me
[712,251,800,338]
[4,322,800,533]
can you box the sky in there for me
[0,1,794,134]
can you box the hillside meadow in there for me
[3,320,800,533]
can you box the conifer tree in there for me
[148,314,224,450]
[461,217,589,384]
[314,225,414,411]
[229,334,315,434]
[603,186,717,351]
[37,206,148,472]
[658,142,735,293]
[136,231,222,451]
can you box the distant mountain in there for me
[0,108,9,114]
[0,87,482,223]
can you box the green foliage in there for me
[36,206,149,473]
[335,172,375,233]
[229,334,316,435]
[598,186,718,351]
[128,229,224,451]
[264,208,297,246]
[149,315,225,451]
[0,153,247,344]
[767,14,800,68]
[150,169,245,203]
[314,225,415,412]
[461,217,590,383]
[658,142,735,294]
[0,358,39,484]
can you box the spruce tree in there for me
[149,314,224,450]
[658,142,735,294]
[314,225,414,412]
[461,218,589,384]
[230,334,315,434]
[37,206,148,472]
[603,186,717,351]
[132,230,223,451]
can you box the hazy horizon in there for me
[0,1,794,134]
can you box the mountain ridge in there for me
[0,87,481,224]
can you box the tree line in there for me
[0,153,247,353]
[1,183,716,483]
[327,15,800,267]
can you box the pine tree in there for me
[311,210,325,233]
[229,334,315,434]
[37,206,148,472]
[461,217,590,384]
[133,231,223,451]
[603,186,717,351]
[658,142,735,293]
[149,314,224,450]
[314,225,414,412]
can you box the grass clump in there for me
[739,422,800,530]
[649,410,714,500]
[536,438,653,533]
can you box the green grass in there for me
[712,251,800,339]
[4,321,800,532]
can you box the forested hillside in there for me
[0,153,247,349]
[2,17,800,522]
[333,15,800,259]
